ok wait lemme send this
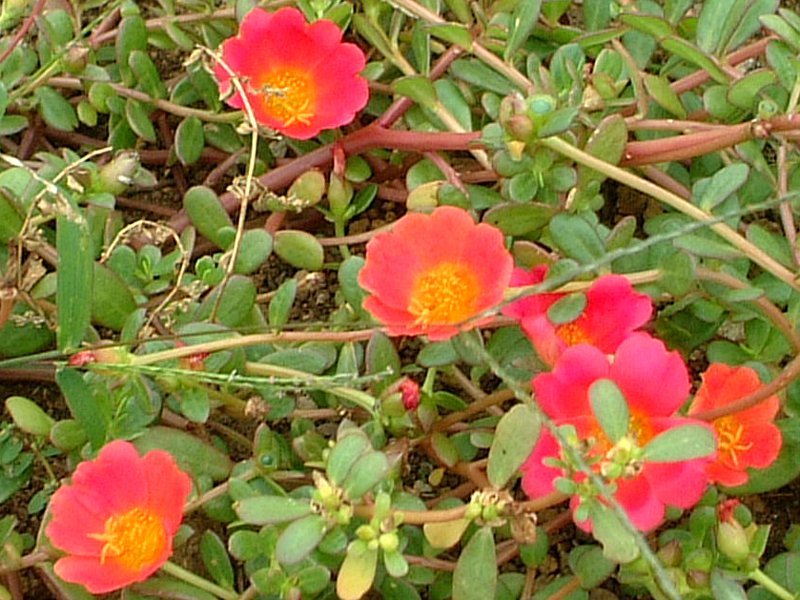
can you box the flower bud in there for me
[717,520,751,565]
[97,151,140,194]
[399,379,420,411]
[686,568,710,589]
[379,532,399,553]
[505,114,534,141]
[328,172,353,219]
[657,540,683,568]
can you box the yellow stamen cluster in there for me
[408,262,480,327]
[555,319,591,346]
[256,69,315,126]
[715,416,753,467]
[89,507,167,572]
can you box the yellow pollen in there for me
[714,417,753,467]
[408,262,481,327]
[555,318,591,346]
[256,69,315,126]
[88,507,167,572]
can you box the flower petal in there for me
[611,333,690,416]
[613,476,666,532]
[142,450,193,532]
[581,275,652,353]
[520,430,562,499]
[54,554,159,594]
[532,344,610,418]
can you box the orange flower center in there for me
[89,507,167,572]
[256,69,315,126]
[555,318,591,346]
[408,262,480,327]
[714,416,753,467]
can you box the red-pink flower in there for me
[689,363,782,487]
[214,7,369,139]
[358,207,513,341]
[504,266,652,366]
[46,441,192,593]
[521,333,714,532]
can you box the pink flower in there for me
[504,266,652,366]
[358,207,513,340]
[214,7,369,139]
[689,363,782,487]
[521,333,714,532]
[46,441,192,593]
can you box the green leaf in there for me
[394,75,438,110]
[183,185,233,249]
[583,0,610,31]
[546,292,586,325]
[694,163,749,212]
[327,432,370,486]
[643,74,686,118]
[276,514,327,565]
[134,426,232,481]
[128,50,167,99]
[589,380,629,444]
[569,545,615,589]
[366,332,401,393]
[696,0,744,53]
[505,0,542,60]
[450,58,518,94]
[619,13,674,39]
[268,279,297,327]
[424,518,470,549]
[116,15,148,86]
[426,23,473,49]
[92,262,137,330]
[56,209,92,351]
[235,495,313,525]
[643,424,716,462]
[5,396,55,437]
[200,531,235,591]
[548,213,606,263]
[56,367,107,450]
[710,569,747,600]
[487,403,541,488]
[727,68,777,109]
[337,541,378,600]
[35,86,78,131]
[660,37,729,84]
[342,451,389,500]
[124,98,157,143]
[274,230,324,271]
[588,502,640,563]
[483,202,555,236]
[453,527,497,600]
[175,116,205,165]
[233,229,273,274]
[761,14,800,52]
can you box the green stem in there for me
[540,136,800,292]
[160,561,238,600]
[749,568,796,600]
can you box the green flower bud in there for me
[97,151,140,194]
[686,569,710,589]
[328,172,353,218]
[717,520,750,565]
[379,532,399,553]
[356,524,377,541]
[657,540,683,568]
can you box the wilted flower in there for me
[358,207,513,340]
[214,7,369,139]
[521,333,714,532]
[46,440,192,593]
[689,363,782,487]
[504,266,652,366]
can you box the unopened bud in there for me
[328,172,353,218]
[717,520,751,565]
[288,169,326,206]
[399,379,420,411]
[686,568,710,589]
[657,539,683,568]
[379,532,399,553]
[97,151,140,194]
[505,114,534,141]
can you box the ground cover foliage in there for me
[3,0,800,598]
